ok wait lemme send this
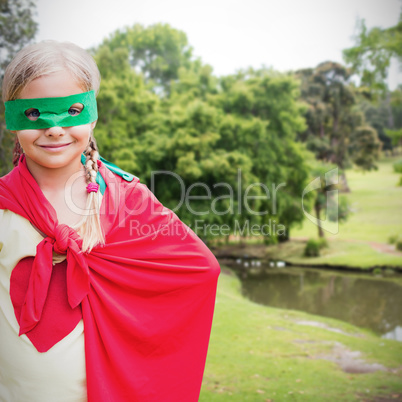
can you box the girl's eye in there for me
[24,108,40,121]
[68,103,83,116]
[68,108,80,116]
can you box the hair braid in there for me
[84,136,99,184]
[81,134,105,252]
[12,137,23,166]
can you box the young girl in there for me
[0,41,220,402]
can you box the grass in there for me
[291,157,402,244]
[217,157,402,269]
[265,238,402,269]
[263,157,402,269]
[199,269,402,401]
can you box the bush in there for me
[304,238,327,257]
[318,238,328,249]
[393,160,402,174]
[388,234,399,244]
[396,239,402,252]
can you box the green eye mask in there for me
[5,90,98,130]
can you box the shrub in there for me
[396,239,402,252]
[393,160,402,174]
[388,234,399,244]
[304,239,321,257]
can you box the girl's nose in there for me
[44,126,65,136]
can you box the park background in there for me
[1,0,402,400]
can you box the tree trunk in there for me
[339,171,350,193]
[314,200,325,238]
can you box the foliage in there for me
[396,238,402,251]
[386,128,402,148]
[93,27,311,243]
[0,0,38,175]
[357,99,393,151]
[349,125,382,170]
[391,86,402,128]
[343,14,402,93]
[96,23,194,94]
[295,61,381,176]
[93,45,160,173]
[304,238,328,257]
[393,159,402,173]
[388,234,399,244]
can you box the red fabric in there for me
[10,257,83,352]
[0,155,220,402]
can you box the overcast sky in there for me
[36,0,401,88]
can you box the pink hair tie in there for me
[86,182,99,193]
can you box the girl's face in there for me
[15,70,96,175]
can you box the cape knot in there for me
[53,224,78,254]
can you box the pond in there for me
[226,261,402,342]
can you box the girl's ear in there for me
[91,120,97,130]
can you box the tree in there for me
[97,23,194,94]
[343,14,402,93]
[94,26,311,244]
[357,99,393,151]
[0,0,38,175]
[211,68,311,242]
[295,61,382,190]
[93,45,160,173]
[306,161,350,238]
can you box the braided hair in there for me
[12,137,23,167]
[81,133,105,252]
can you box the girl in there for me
[0,41,220,402]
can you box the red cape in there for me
[0,155,220,401]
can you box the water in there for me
[228,262,402,342]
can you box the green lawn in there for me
[200,269,402,401]
[291,157,402,244]
[265,238,402,269]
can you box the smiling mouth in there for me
[38,143,72,149]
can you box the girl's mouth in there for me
[38,143,72,151]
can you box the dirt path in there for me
[369,241,402,257]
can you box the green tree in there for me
[97,23,194,94]
[358,99,393,151]
[390,86,402,129]
[296,61,382,190]
[211,68,311,242]
[93,45,160,173]
[0,0,38,174]
[343,14,402,93]
[94,27,311,244]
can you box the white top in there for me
[0,209,86,402]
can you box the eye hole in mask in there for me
[24,108,40,121]
[24,103,85,122]
[68,102,84,116]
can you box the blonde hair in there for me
[3,41,104,252]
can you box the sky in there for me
[36,0,402,88]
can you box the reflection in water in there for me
[237,266,402,341]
